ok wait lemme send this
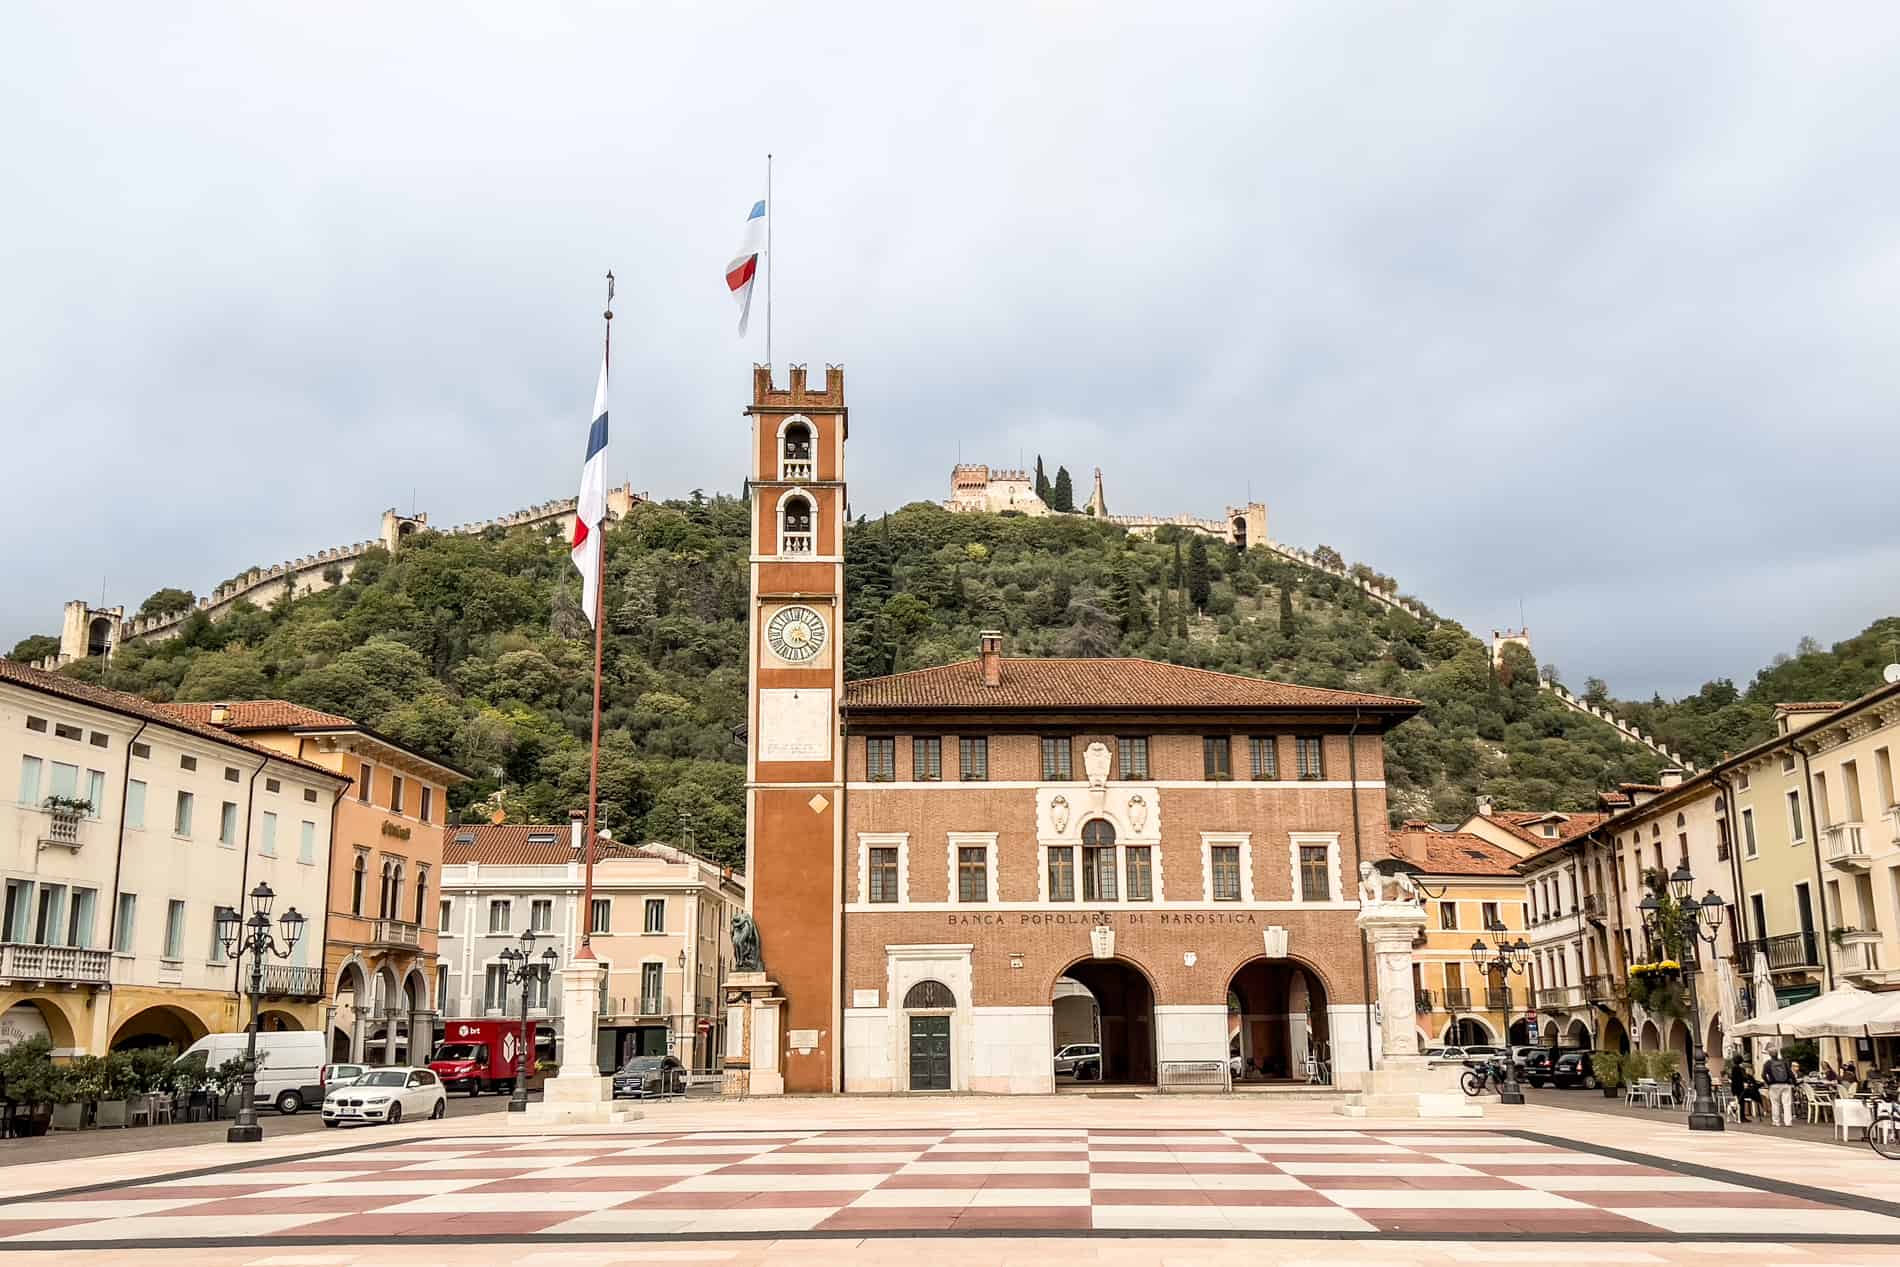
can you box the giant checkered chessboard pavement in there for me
[4,1126,1900,1245]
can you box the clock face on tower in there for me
[765,604,827,664]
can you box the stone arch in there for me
[256,1008,304,1032]
[1638,1019,1662,1051]
[86,616,113,658]
[1599,1015,1630,1054]
[1541,1020,1560,1046]
[0,996,81,1052]
[1051,954,1156,1085]
[1664,1018,1691,1067]
[1443,1016,1494,1046]
[111,1003,211,1051]
[403,966,431,1014]
[1564,1017,1592,1049]
[1226,953,1333,1082]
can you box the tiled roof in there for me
[1390,829,1525,877]
[441,823,664,867]
[0,659,343,780]
[1775,701,1845,712]
[1486,810,1609,849]
[160,700,358,731]
[842,658,1421,714]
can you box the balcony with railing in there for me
[1735,931,1821,974]
[1484,987,1513,1011]
[1534,985,1583,1010]
[780,458,814,481]
[1837,929,1882,976]
[1414,989,1434,1013]
[369,919,422,948]
[1581,892,1606,923]
[260,963,325,999]
[1823,822,1869,869]
[0,941,111,985]
[1584,974,1613,1003]
[779,531,814,556]
[1440,988,1472,1011]
[35,806,90,851]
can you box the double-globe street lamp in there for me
[1638,860,1726,1132]
[214,883,305,1143]
[1468,932,1533,1105]
[501,928,560,1113]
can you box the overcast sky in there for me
[5,3,1896,699]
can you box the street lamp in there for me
[216,883,305,1143]
[503,928,559,1113]
[1469,933,1533,1105]
[1641,866,1725,1132]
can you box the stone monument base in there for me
[1336,1058,1481,1119]
[722,972,785,1098]
[521,956,640,1126]
[523,1075,641,1126]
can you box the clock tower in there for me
[743,362,846,1093]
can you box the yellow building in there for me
[1388,824,1534,1050]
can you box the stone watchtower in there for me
[57,600,125,664]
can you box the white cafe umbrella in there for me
[1734,984,1879,1040]
[1747,949,1779,1055]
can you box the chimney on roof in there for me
[569,809,585,853]
[979,630,1003,688]
[1476,794,1493,817]
[210,702,230,725]
[1659,768,1685,789]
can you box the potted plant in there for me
[211,1054,254,1118]
[93,1051,135,1128]
[50,1054,106,1130]
[126,1045,176,1124]
[1591,1051,1624,1098]
[0,1036,58,1137]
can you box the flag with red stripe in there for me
[726,198,766,334]
[569,356,608,626]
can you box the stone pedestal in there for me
[721,972,785,1098]
[1338,901,1480,1119]
[524,958,639,1126]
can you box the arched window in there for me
[351,855,367,916]
[86,617,112,659]
[1675,813,1685,828]
[904,979,955,1010]
[414,868,429,926]
[781,420,813,480]
[378,860,394,919]
[1081,819,1117,901]
[391,863,404,922]
[781,494,814,555]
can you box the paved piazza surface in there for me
[0,1098,1897,1263]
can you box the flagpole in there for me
[578,270,613,960]
[765,152,773,371]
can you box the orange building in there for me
[164,702,465,1062]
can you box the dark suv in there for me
[1551,1050,1605,1089]
[1521,1048,1559,1087]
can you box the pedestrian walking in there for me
[1762,1053,1796,1127]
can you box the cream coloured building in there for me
[0,660,348,1055]
[437,821,743,1074]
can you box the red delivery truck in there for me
[429,1019,534,1096]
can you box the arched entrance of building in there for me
[332,960,369,1061]
[1564,1018,1592,1050]
[1444,1018,1493,1046]
[1665,1019,1691,1070]
[87,616,113,658]
[1,998,78,1052]
[1507,1017,1536,1045]
[1638,1020,1661,1051]
[111,1004,209,1051]
[1227,956,1330,1082]
[1600,1015,1630,1053]
[1054,958,1154,1085]
[1542,1020,1560,1046]
[903,979,955,1092]
[257,1009,304,1032]
[1230,518,1248,548]
[1705,1015,1726,1077]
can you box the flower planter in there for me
[1602,1086,1619,1098]
[49,1102,86,1131]
[94,1099,129,1128]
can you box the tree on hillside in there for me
[176,647,271,702]
[1278,585,1295,636]
[138,588,196,619]
[8,634,58,663]
[1186,536,1211,610]
[1050,466,1075,512]
[1312,545,1345,571]
[1034,456,1050,502]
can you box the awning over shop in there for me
[1732,984,1900,1039]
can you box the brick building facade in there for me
[739,364,1422,1094]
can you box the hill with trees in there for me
[16,497,1684,865]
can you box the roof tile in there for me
[160,700,358,731]
[842,657,1420,713]
[1390,829,1526,877]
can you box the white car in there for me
[1053,1044,1101,1076]
[321,1066,447,1127]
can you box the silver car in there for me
[1053,1043,1101,1076]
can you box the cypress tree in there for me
[1034,456,1050,502]
[1187,535,1211,610]
[1050,466,1075,512]
[1278,583,1295,635]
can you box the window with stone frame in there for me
[866,737,896,782]
[1299,844,1330,902]
[1046,846,1075,902]
[1082,820,1118,902]
[957,846,989,903]
[868,847,900,903]
[1209,845,1242,901]
[1439,900,1459,930]
[1125,846,1153,901]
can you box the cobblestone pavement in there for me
[0,1097,1896,1263]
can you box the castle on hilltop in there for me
[946,464,1267,549]
[38,486,644,670]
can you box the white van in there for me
[176,1031,327,1114]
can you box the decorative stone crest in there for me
[1050,795,1070,834]
[1083,741,1111,789]
[1089,924,1115,959]
[1127,794,1148,831]
[1262,925,1289,959]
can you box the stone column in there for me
[349,1008,367,1063]
[524,956,636,1125]
[1339,898,1479,1119]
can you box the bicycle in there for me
[1461,1060,1506,1097]
[1870,1080,1900,1161]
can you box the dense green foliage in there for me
[54,499,1682,862]
[7,633,58,663]
[1605,617,1900,768]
